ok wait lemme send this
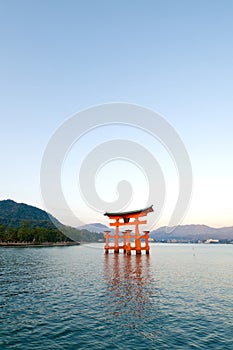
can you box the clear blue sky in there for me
[0,0,232,227]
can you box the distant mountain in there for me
[150,224,233,241]
[77,222,113,234]
[79,222,233,242]
[0,199,60,228]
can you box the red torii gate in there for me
[104,205,154,255]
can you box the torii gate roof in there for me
[104,205,153,219]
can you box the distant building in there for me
[204,239,219,244]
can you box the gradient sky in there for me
[0,0,233,228]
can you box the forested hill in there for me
[0,199,104,244]
[0,199,60,228]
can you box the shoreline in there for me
[0,242,80,248]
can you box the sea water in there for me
[0,244,232,349]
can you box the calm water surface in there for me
[0,244,232,349]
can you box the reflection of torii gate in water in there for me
[104,205,154,255]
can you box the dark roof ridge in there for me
[104,205,153,217]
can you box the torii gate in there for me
[104,205,154,255]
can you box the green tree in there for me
[0,224,5,242]
[17,221,31,242]
[6,227,17,242]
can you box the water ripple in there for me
[0,244,232,349]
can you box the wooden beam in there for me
[109,220,147,227]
